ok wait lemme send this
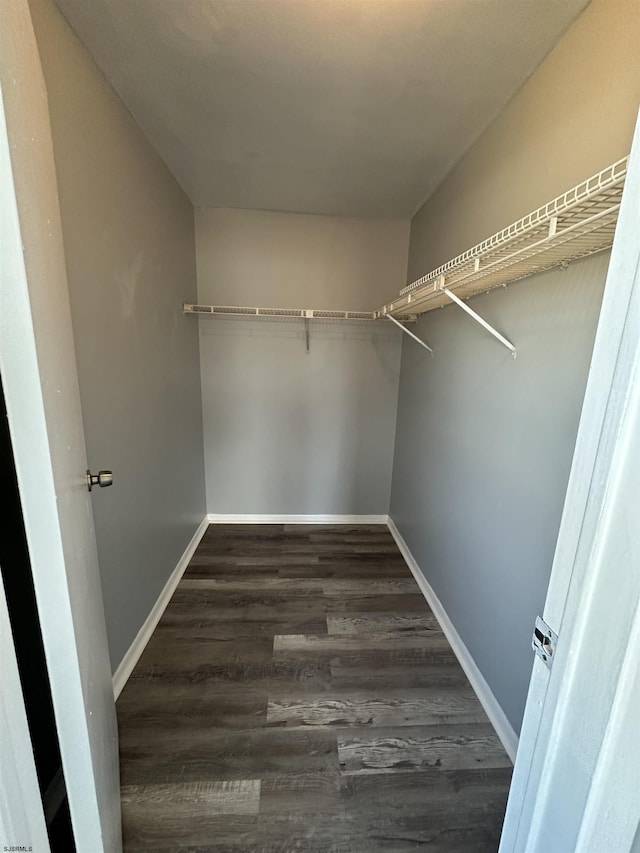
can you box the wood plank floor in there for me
[117,524,512,852]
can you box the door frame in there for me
[0,2,121,850]
[0,568,50,851]
[500,109,640,849]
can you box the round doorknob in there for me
[86,469,113,491]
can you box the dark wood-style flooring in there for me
[117,524,512,852]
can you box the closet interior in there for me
[3,0,640,849]
[31,0,640,781]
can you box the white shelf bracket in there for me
[386,314,433,355]
[442,287,517,359]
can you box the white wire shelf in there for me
[183,303,417,322]
[375,156,628,319]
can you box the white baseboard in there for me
[387,517,519,763]
[112,515,209,699]
[207,513,389,524]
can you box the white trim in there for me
[112,516,209,699]
[387,517,519,763]
[207,513,389,525]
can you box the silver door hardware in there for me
[86,469,113,492]
[532,616,557,669]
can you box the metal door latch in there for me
[86,469,113,492]
[532,616,557,669]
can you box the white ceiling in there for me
[55,0,590,218]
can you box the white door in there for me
[0,3,121,851]
[500,110,640,850]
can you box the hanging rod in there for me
[386,314,433,355]
[183,303,417,322]
[183,302,418,354]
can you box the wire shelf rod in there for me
[398,157,627,298]
[376,156,627,321]
[183,303,417,323]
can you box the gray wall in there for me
[196,208,408,515]
[196,207,409,311]
[408,0,640,280]
[200,319,401,515]
[390,0,640,736]
[390,253,609,731]
[30,0,206,672]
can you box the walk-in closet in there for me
[2,0,640,850]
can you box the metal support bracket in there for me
[386,314,433,355]
[441,286,517,358]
